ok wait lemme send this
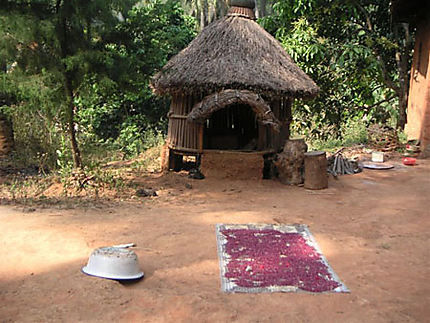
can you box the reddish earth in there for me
[0,159,429,322]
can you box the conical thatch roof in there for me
[151,13,319,98]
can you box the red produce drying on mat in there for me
[216,224,349,293]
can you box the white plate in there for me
[362,162,394,170]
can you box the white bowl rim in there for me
[82,266,144,280]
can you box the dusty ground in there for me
[0,159,429,323]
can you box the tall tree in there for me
[1,0,196,165]
[0,62,14,156]
[1,0,135,168]
[263,0,413,136]
[180,0,275,28]
[181,0,229,29]
[256,0,267,18]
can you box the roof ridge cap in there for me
[227,6,255,20]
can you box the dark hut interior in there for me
[203,104,258,150]
[152,0,319,177]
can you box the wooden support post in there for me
[304,151,328,190]
[160,144,170,172]
[168,150,183,172]
[198,125,204,152]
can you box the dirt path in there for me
[0,160,429,322]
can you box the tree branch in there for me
[351,0,373,31]
[363,95,396,111]
[377,54,401,94]
[55,0,62,14]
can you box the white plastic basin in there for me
[82,247,144,280]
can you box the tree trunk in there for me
[304,151,328,190]
[274,139,307,185]
[394,23,413,130]
[216,0,228,18]
[397,86,408,130]
[257,0,267,18]
[208,1,216,23]
[64,76,82,169]
[58,5,82,169]
[200,0,208,29]
[0,113,14,157]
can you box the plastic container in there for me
[371,151,385,163]
[402,157,417,166]
[82,247,144,280]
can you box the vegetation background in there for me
[0,0,413,176]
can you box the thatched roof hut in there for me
[152,0,319,175]
[152,3,318,98]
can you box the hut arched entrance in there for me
[203,103,258,150]
[187,90,281,151]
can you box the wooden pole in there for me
[198,125,204,152]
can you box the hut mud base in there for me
[201,151,265,180]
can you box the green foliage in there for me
[1,175,52,200]
[306,117,369,151]
[75,1,195,158]
[74,0,195,158]
[1,0,196,170]
[262,0,410,141]
[116,119,144,157]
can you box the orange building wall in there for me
[406,19,430,157]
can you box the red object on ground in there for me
[221,228,341,292]
[403,157,417,166]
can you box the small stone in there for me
[188,169,205,180]
[135,188,157,197]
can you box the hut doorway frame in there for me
[188,89,281,152]
[188,90,280,131]
[202,103,259,151]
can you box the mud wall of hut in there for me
[405,19,430,156]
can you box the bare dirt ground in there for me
[0,159,429,323]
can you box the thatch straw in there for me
[151,15,319,99]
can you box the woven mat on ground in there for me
[216,224,349,293]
